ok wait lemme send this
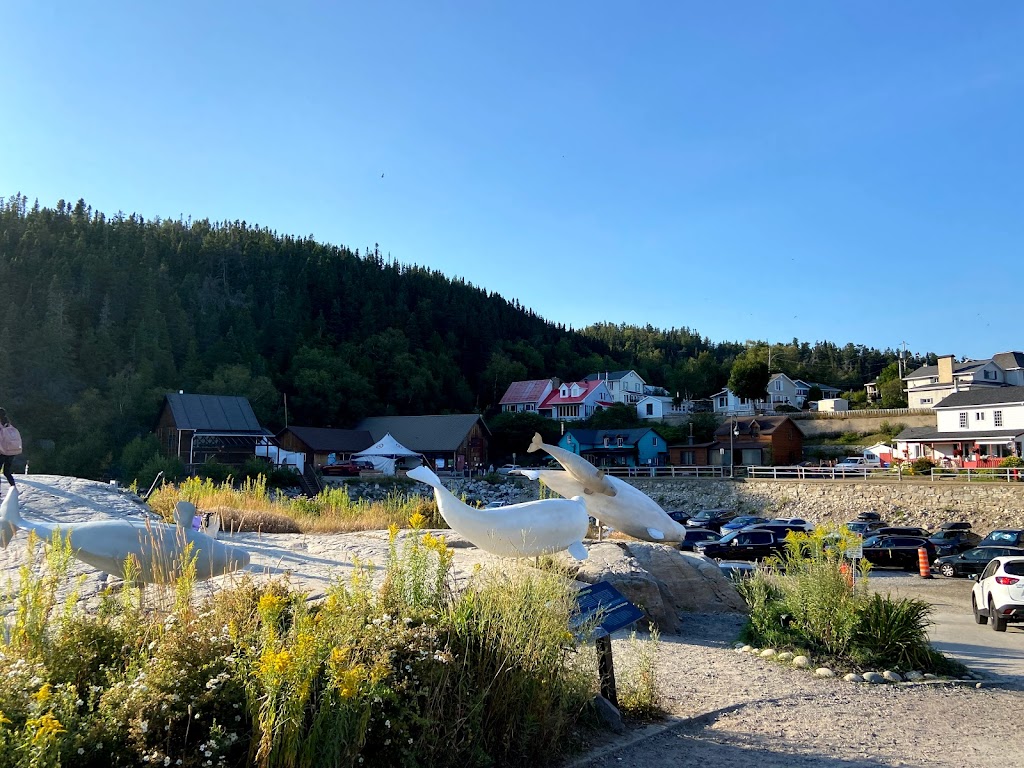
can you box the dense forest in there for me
[0,194,929,479]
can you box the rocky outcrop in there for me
[572,541,746,634]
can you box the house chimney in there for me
[937,355,955,385]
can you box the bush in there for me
[911,457,937,474]
[999,456,1024,468]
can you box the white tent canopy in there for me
[353,433,422,475]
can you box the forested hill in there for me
[0,195,920,478]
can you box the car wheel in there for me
[972,596,987,625]
[940,563,956,578]
[990,598,1007,632]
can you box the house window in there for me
[984,370,995,380]
[959,412,968,428]
[718,396,726,407]
[775,380,782,391]
[930,377,939,384]
[616,437,623,447]
[681,450,695,465]
[645,403,654,416]
[995,410,1003,427]
[920,398,932,405]
[975,412,985,421]
[526,403,534,411]
[653,436,658,446]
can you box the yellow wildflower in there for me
[258,593,287,617]
[28,712,65,744]
[33,684,52,705]
[335,664,366,699]
[408,512,427,530]
[259,648,293,677]
[388,522,400,542]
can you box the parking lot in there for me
[867,570,1024,680]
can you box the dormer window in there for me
[560,385,569,397]
[603,436,610,447]
[616,437,623,447]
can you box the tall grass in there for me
[148,475,443,534]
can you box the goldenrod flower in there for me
[28,712,65,744]
[408,512,427,530]
[33,683,52,705]
[388,522,400,542]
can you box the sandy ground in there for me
[5,477,1023,768]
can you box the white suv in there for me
[837,456,882,469]
[971,556,1024,632]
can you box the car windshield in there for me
[930,531,958,540]
[985,531,1020,543]
[862,536,882,547]
[733,516,762,525]
[717,531,741,544]
[687,531,719,542]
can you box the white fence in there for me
[602,465,728,479]
[928,468,1021,483]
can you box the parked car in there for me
[764,517,814,531]
[978,529,1024,548]
[718,560,758,580]
[846,520,887,537]
[685,509,737,531]
[321,459,374,477]
[934,546,1024,578]
[971,556,1024,631]
[857,511,882,522]
[720,515,770,533]
[695,529,785,562]
[677,528,722,552]
[496,464,522,475]
[835,456,882,472]
[666,510,691,524]
[876,526,931,538]
[860,535,936,570]
[928,528,982,556]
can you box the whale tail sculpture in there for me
[527,432,615,497]
[0,486,23,549]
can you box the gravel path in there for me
[574,614,1023,768]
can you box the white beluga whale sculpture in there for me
[406,465,589,560]
[0,487,250,583]
[516,469,687,543]
[528,432,616,497]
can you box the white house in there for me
[583,370,647,406]
[895,385,1024,466]
[903,352,1024,409]
[539,380,613,421]
[710,388,766,416]
[636,395,688,420]
[499,379,557,414]
[714,374,844,415]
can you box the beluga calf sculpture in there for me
[517,469,687,542]
[0,487,250,583]
[406,465,589,559]
[527,432,616,497]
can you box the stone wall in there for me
[622,477,1024,532]
[792,412,935,438]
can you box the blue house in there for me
[558,428,669,468]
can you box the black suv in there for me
[695,529,785,562]
[929,528,981,556]
[861,535,936,570]
[685,509,736,531]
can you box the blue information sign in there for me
[572,581,645,638]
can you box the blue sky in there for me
[2,2,1021,359]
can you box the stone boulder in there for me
[572,541,747,635]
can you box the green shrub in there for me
[850,594,935,670]
[999,456,1024,468]
[616,630,661,719]
[911,457,937,474]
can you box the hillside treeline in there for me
[0,194,923,479]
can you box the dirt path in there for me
[573,614,1023,768]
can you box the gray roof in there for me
[714,415,795,437]
[583,370,645,383]
[355,415,489,452]
[933,386,1024,409]
[281,426,373,452]
[905,359,989,380]
[992,351,1024,370]
[895,425,1024,442]
[165,393,263,433]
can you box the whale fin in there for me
[567,542,588,561]
[517,469,541,481]
[407,465,442,490]
[647,528,665,540]
[174,501,196,528]
[0,487,22,549]
[528,432,544,453]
